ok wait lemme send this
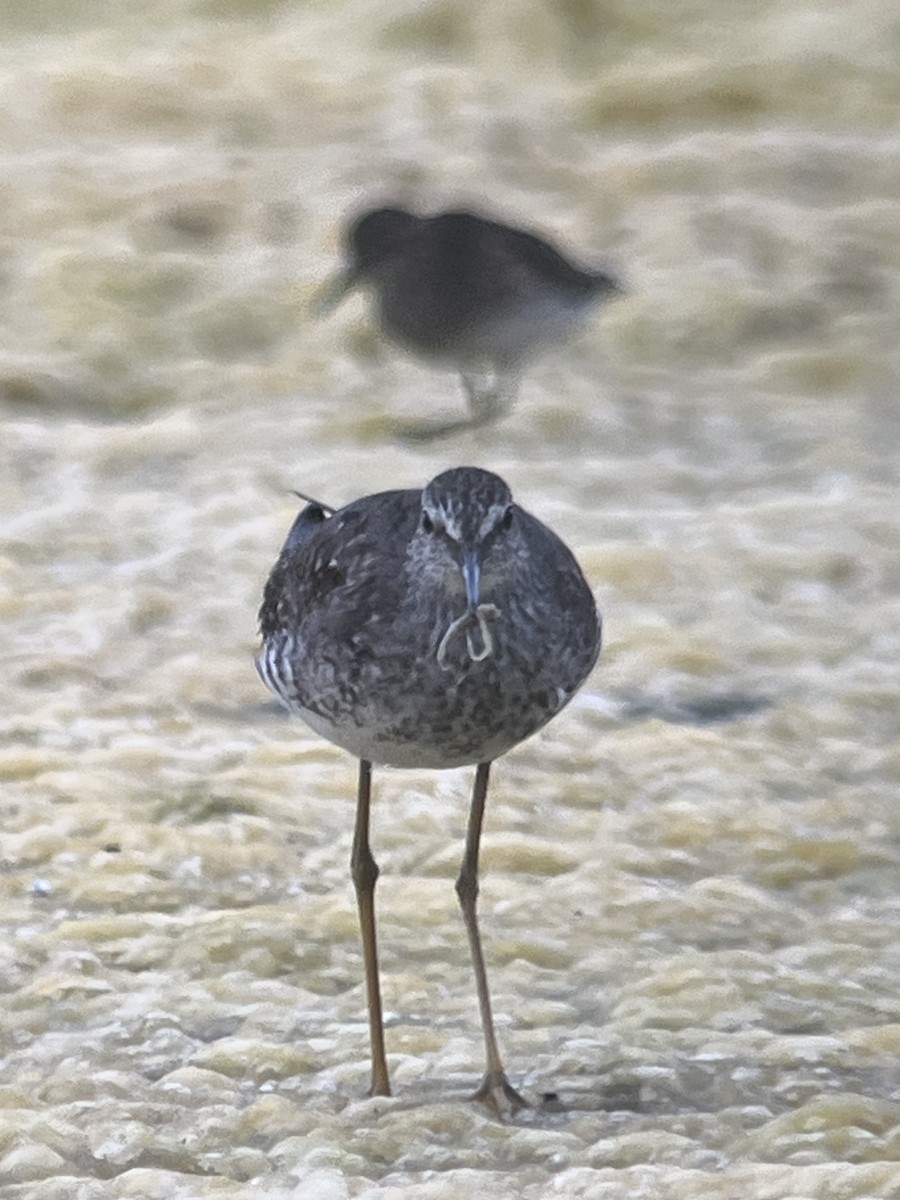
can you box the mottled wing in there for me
[439,211,618,304]
[257,490,417,714]
[515,507,602,679]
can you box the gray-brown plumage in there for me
[317,206,622,438]
[257,466,601,1115]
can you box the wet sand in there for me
[2,1,900,1196]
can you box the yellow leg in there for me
[455,761,528,1117]
[351,758,390,1097]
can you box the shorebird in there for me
[256,466,601,1115]
[316,205,621,438]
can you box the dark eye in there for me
[422,512,435,533]
[501,506,514,531]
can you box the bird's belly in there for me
[379,291,589,366]
[279,652,576,770]
[462,299,591,363]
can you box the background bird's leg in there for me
[461,370,520,428]
[455,761,528,1117]
[393,370,520,443]
[351,758,390,1097]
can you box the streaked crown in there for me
[421,467,514,546]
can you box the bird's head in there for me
[418,467,516,614]
[312,206,420,315]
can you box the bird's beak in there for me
[310,266,358,318]
[462,548,481,612]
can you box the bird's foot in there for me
[461,372,518,429]
[393,377,516,443]
[471,1070,529,1119]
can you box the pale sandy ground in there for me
[2,2,900,1197]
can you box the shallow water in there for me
[2,1,900,1197]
